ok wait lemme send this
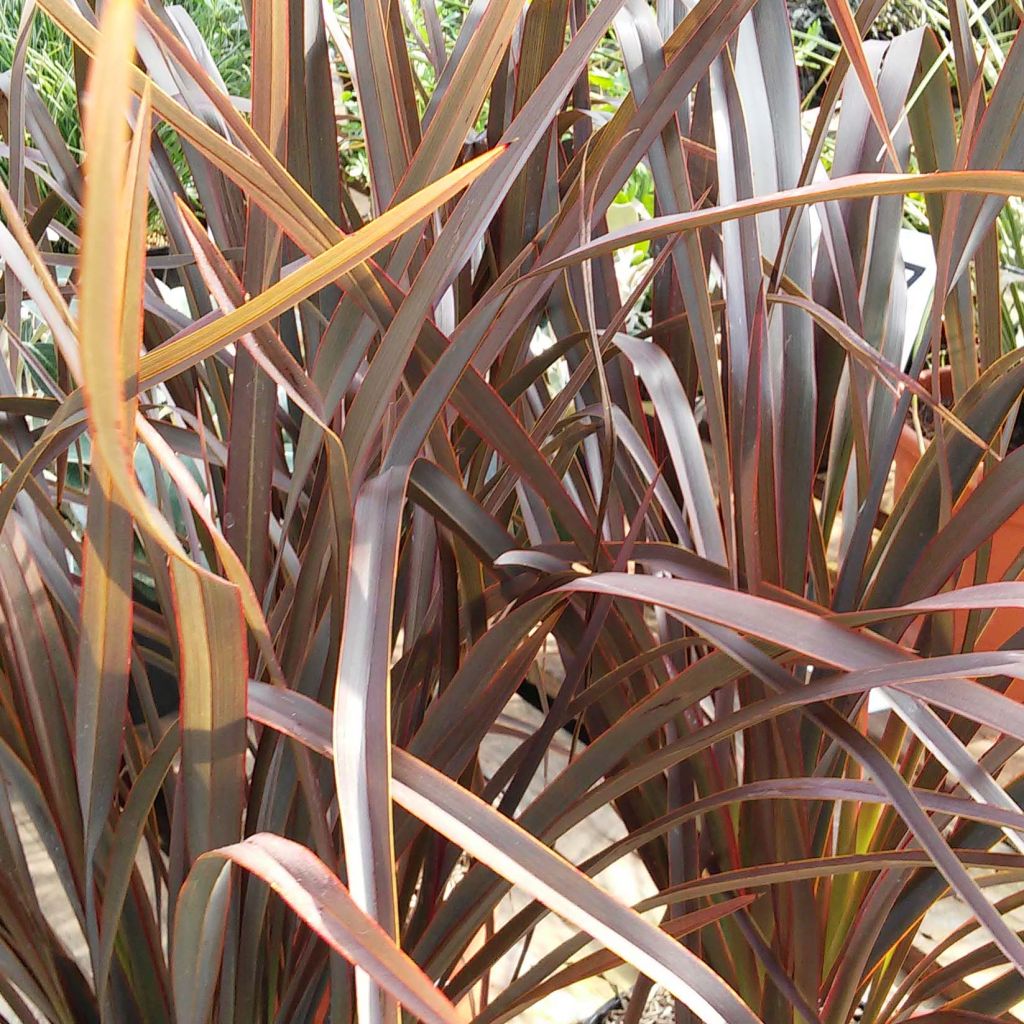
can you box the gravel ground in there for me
[601,986,676,1023]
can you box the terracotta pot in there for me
[893,368,1024,656]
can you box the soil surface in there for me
[602,986,676,1023]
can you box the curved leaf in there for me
[175,834,464,1024]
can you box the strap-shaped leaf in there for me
[249,682,764,1024]
[169,563,247,859]
[334,468,405,1024]
[539,169,1024,272]
[174,834,464,1024]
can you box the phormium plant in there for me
[2,0,1024,1021]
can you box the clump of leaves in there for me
[3,1,1024,1023]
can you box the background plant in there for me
[3,0,1024,1023]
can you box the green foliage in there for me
[0,0,250,211]
[0,0,79,146]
